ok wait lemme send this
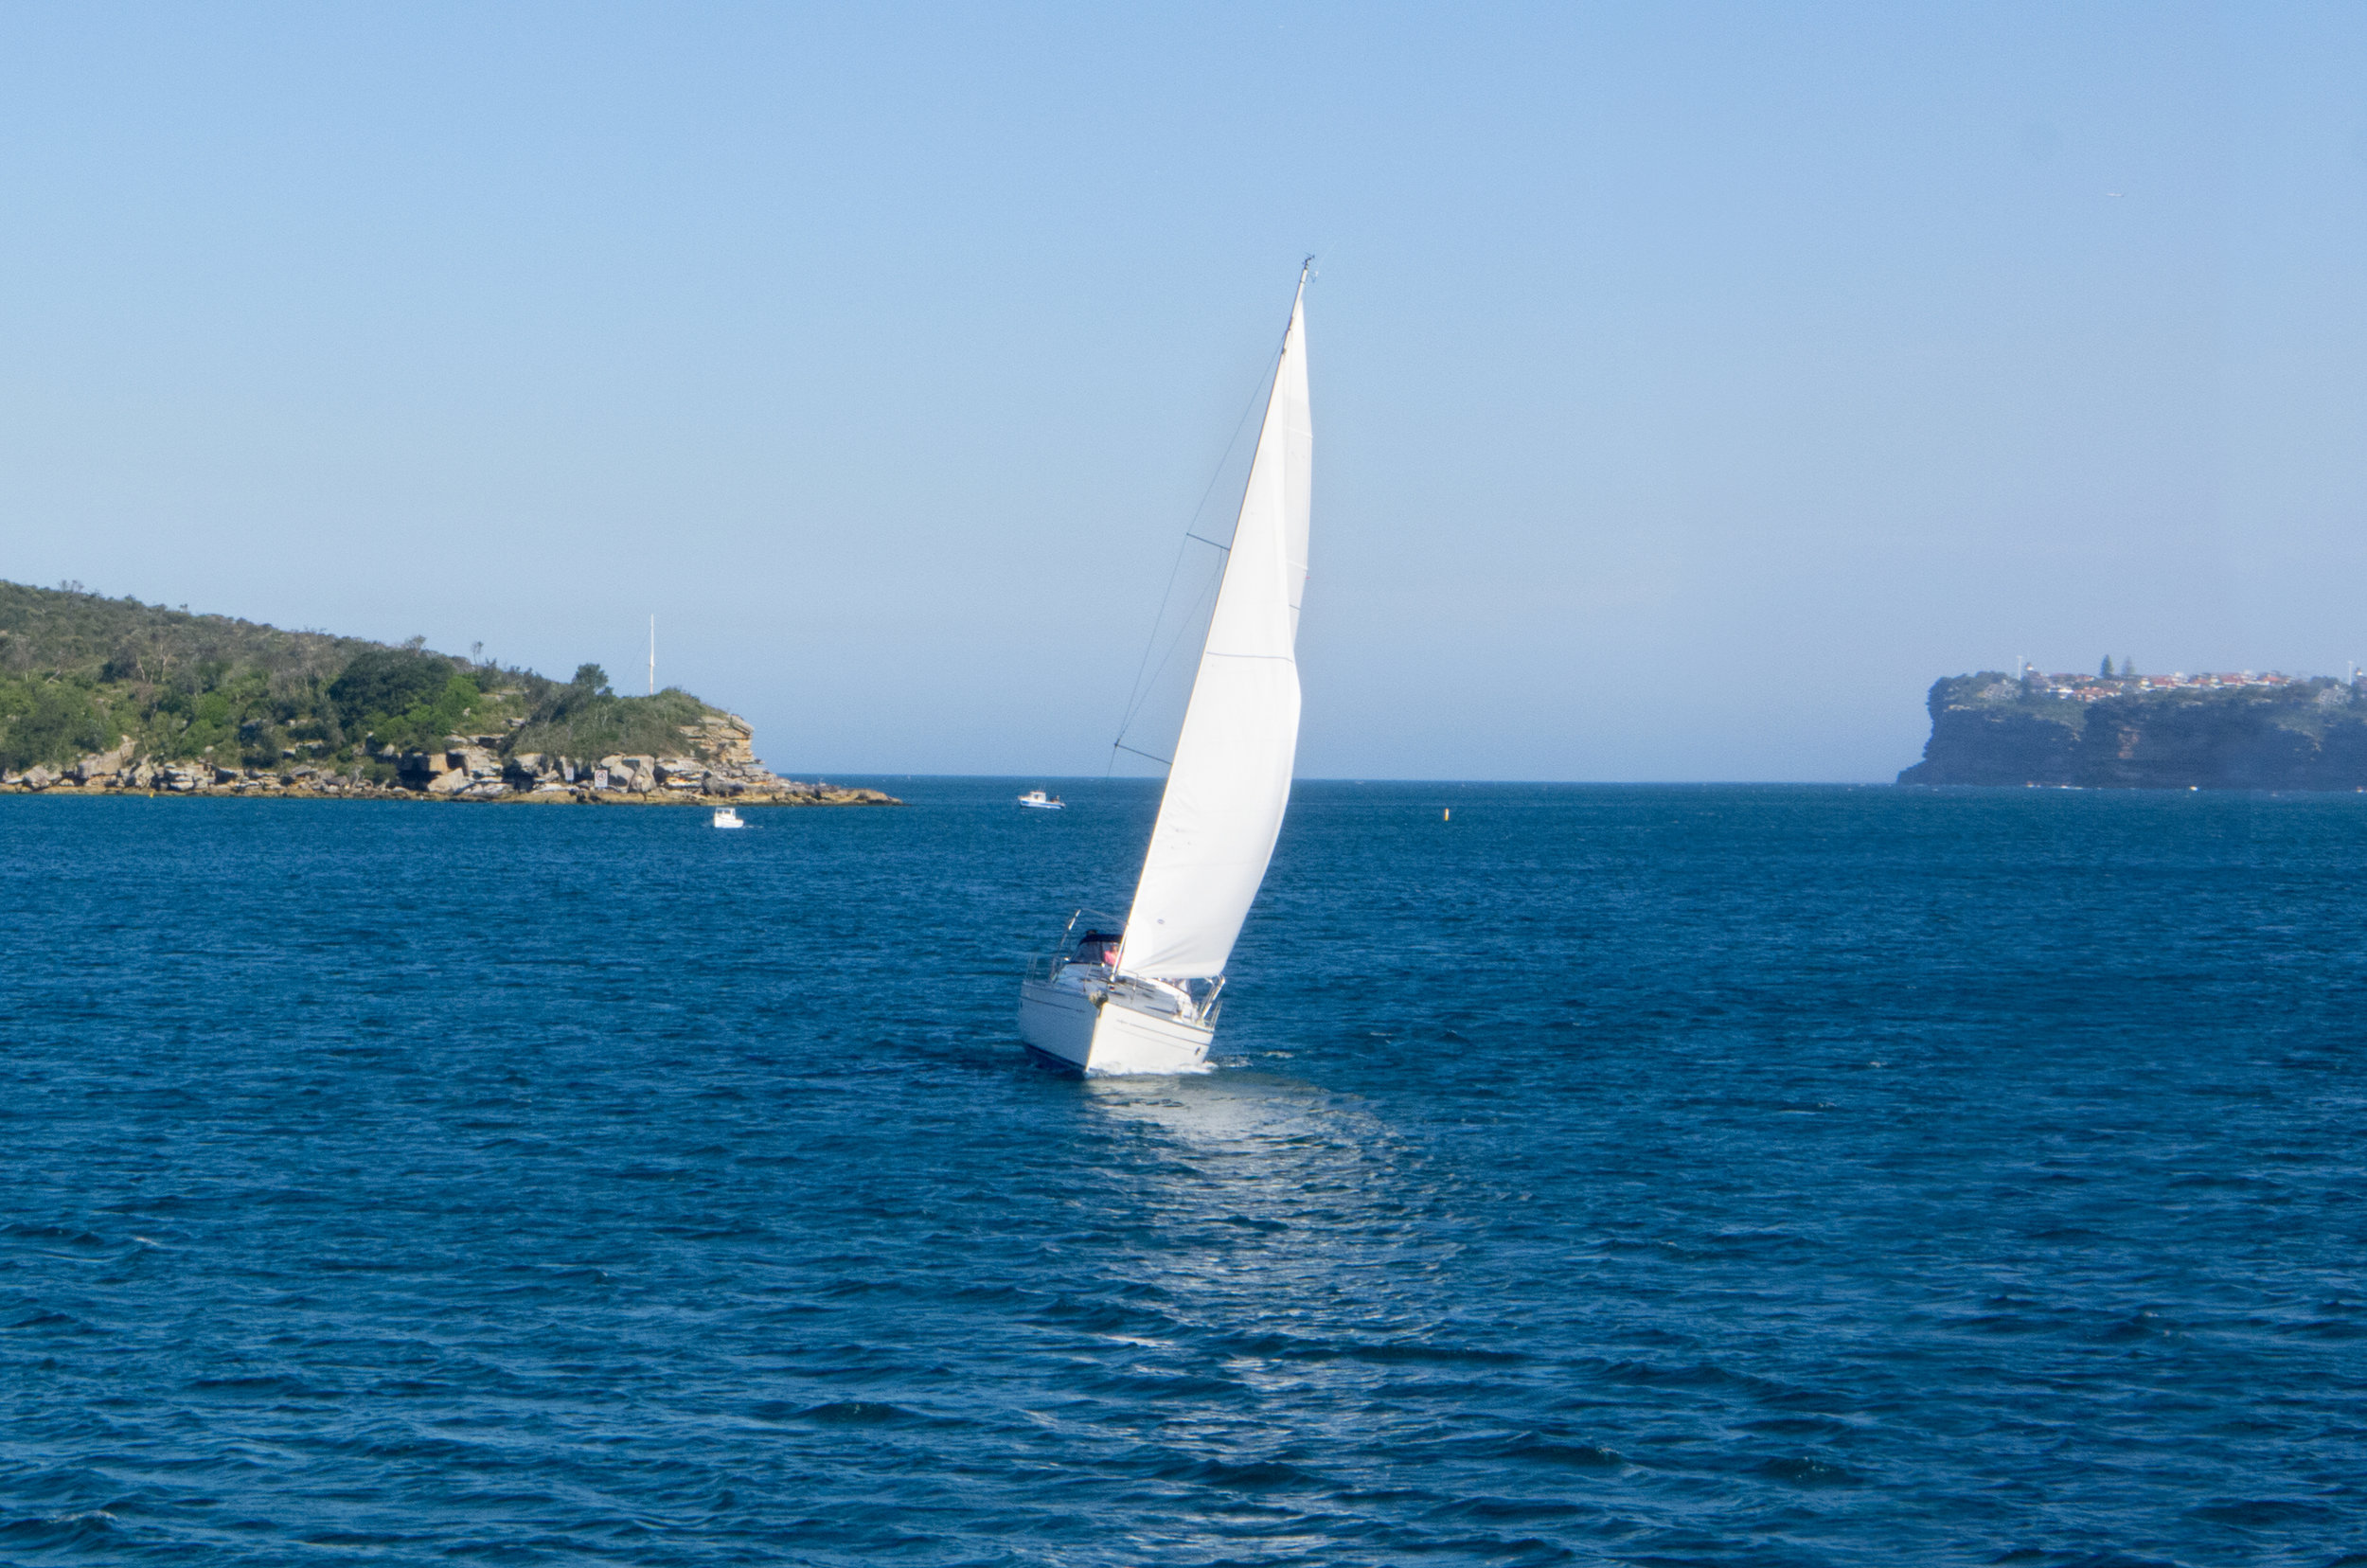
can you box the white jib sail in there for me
[1117,278,1312,982]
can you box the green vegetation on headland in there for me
[0,580,894,804]
[1899,668,2367,790]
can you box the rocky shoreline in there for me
[0,713,899,807]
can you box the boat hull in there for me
[1017,977,1212,1075]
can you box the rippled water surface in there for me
[5,780,2364,1565]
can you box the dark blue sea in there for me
[5,780,2363,1566]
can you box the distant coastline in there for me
[0,580,897,807]
[1900,668,2367,791]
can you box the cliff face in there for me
[1899,673,2367,790]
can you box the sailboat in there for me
[1017,268,1313,1075]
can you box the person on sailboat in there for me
[1075,930,1121,968]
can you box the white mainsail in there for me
[1115,276,1312,981]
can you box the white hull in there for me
[1017,972,1212,1075]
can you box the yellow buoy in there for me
[1442,808,1450,822]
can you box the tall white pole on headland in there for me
[649,615,655,695]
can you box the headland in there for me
[0,580,896,806]
[1899,668,2367,791]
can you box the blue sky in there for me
[2,3,2360,779]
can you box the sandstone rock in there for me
[11,701,897,807]
[71,739,135,784]
[677,712,760,771]
[599,754,655,793]
[398,747,479,791]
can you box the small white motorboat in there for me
[711,806,747,829]
[1016,790,1065,811]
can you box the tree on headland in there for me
[507,662,705,759]
[2120,657,2134,678]
[2101,655,2113,678]
[0,681,113,771]
[324,647,489,755]
[328,648,454,729]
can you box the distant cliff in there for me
[0,579,896,805]
[1898,670,2367,791]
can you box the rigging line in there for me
[1184,534,1231,552]
[1111,741,1173,768]
[1108,351,1281,754]
[1182,355,1283,547]
[1111,528,1195,767]
[1113,561,1221,751]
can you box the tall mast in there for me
[1114,272,1311,981]
[649,615,655,695]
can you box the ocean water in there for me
[4,779,2363,1567]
